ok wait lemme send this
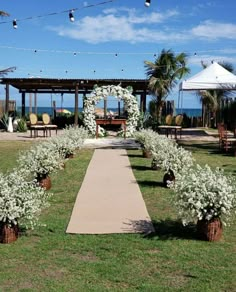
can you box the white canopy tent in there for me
[178,62,236,108]
[179,62,236,91]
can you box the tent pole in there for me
[178,91,180,109]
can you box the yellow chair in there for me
[172,114,183,139]
[175,114,183,126]
[165,114,173,125]
[29,113,46,138]
[42,113,58,137]
[157,114,173,137]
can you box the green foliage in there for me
[144,49,190,122]
[54,113,83,129]
[137,111,152,129]
[16,118,28,132]
[0,113,9,130]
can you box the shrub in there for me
[171,164,236,226]
[17,143,64,180]
[0,168,51,228]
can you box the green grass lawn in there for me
[0,141,235,291]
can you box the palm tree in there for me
[0,10,16,76]
[0,66,16,76]
[144,49,190,123]
[197,61,235,127]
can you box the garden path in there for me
[0,128,219,143]
[66,148,154,234]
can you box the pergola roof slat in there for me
[0,77,149,94]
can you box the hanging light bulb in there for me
[13,19,17,29]
[69,10,75,22]
[145,0,151,7]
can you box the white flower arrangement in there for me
[134,129,159,151]
[134,129,195,186]
[63,125,89,148]
[171,164,236,226]
[49,135,76,158]
[83,85,140,137]
[0,168,51,228]
[153,143,195,176]
[49,126,89,158]
[17,142,64,179]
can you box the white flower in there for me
[17,142,63,179]
[171,164,236,226]
[83,85,140,137]
[0,168,51,228]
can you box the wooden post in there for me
[143,91,147,113]
[139,94,143,114]
[104,97,107,118]
[22,92,26,117]
[5,84,10,113]
[74,83,79,126]
[53,101,56,120]
[29,93,32,113]
[140,92,147,113]
[34,93,37,115]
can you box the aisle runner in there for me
[66,149,154,234]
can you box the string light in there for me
[12,19,17,29]
[145,0,151,7]
[0,0,115,28]
[0,45,234,58]
[69,10,75,22]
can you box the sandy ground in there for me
[0,128,219,147]
[66,149,154,234]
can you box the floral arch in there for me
[83,84,140,137]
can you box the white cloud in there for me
[48,9,236,44]
[192,21,236,40]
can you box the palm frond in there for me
[0,11,10,17]
[0,66,16,76]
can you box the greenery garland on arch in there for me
[83,84,140,137]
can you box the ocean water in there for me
[17,107,202,117]
[175,108,202,117]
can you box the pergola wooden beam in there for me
[0,77,149,118]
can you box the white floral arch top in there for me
[83,84,140,137]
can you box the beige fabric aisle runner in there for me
[66,149,154,234]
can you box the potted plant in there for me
[149,134,194,187]
[50,136,76,159]
[171,164,236,241]
[134,129,156,158]
[63,125,89,150]
[0,169,50,243]
[17,142,64,190]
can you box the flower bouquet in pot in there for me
[134,129,156,158]
[17,142,64,190]
[170,164,236,241]
[0,169,50,243]
[50,135,77,159]
[151,139,194,187]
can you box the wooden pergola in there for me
[0,77,149,125]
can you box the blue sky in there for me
[0,0,236,109]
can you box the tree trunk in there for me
[156,100,163,124]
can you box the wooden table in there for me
[95,119,126,139]
[158,125,182,139]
